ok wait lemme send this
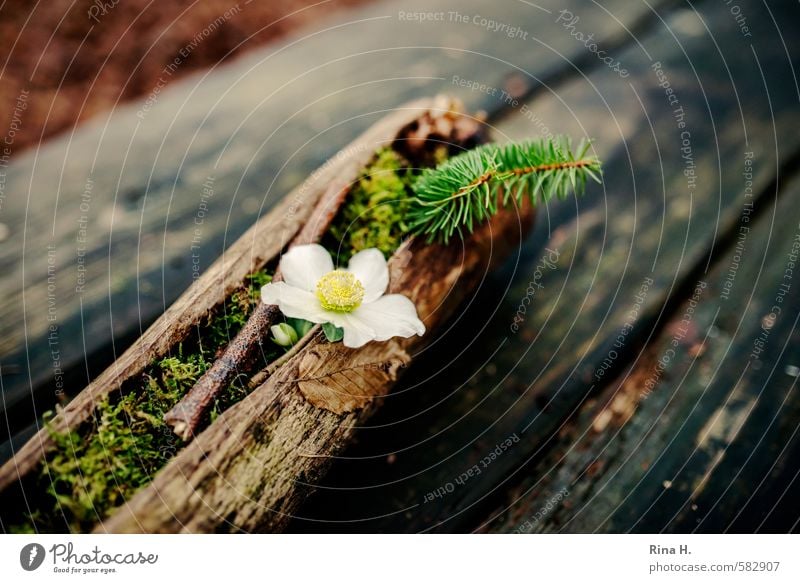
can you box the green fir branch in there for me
[409,137,602,243]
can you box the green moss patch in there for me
[41,350,208,530]
[10,269,277,533]
[326,147,415,262]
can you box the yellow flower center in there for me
[315,270,365,313]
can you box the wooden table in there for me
[1,0,798,533]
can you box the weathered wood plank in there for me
[0,0,676,457]
[289,0,800,532]
[486,171,800,533]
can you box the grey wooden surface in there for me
[287,0,800,532]
[1,0,798,533]
[486,173,800,533]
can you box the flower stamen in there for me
[316,270,365,313]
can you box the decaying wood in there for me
[98,199,534,533]
[0,99,439,495]
[247,324,321,390]
[164,178,351,441]
[0,95,509,534]
[164,98,488,441]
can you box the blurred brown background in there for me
[0,0,368,156]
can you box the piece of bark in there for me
[98,198,535,533]
[0,100,437,495]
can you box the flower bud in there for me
[271,323,298,346]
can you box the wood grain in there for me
[487,171,800,534]
[289,0,800,532]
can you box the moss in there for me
[8,511,42,534]
[41,349,208,530]
[326,147,415,263]
[11,269,277,533]
[204,271,272,352]
[209,376,250,423]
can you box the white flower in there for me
[261,244,425,348]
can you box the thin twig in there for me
[246,325,321,389]
[418,159,595,208]
[510,158,595,175]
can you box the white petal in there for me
[260,281,287,305]
[346,248,388,303]
[280,244,334,292]
[349,294,425,342]
[260,282,329,324]
[338,314,378,348]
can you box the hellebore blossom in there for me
[260,244,425,348]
